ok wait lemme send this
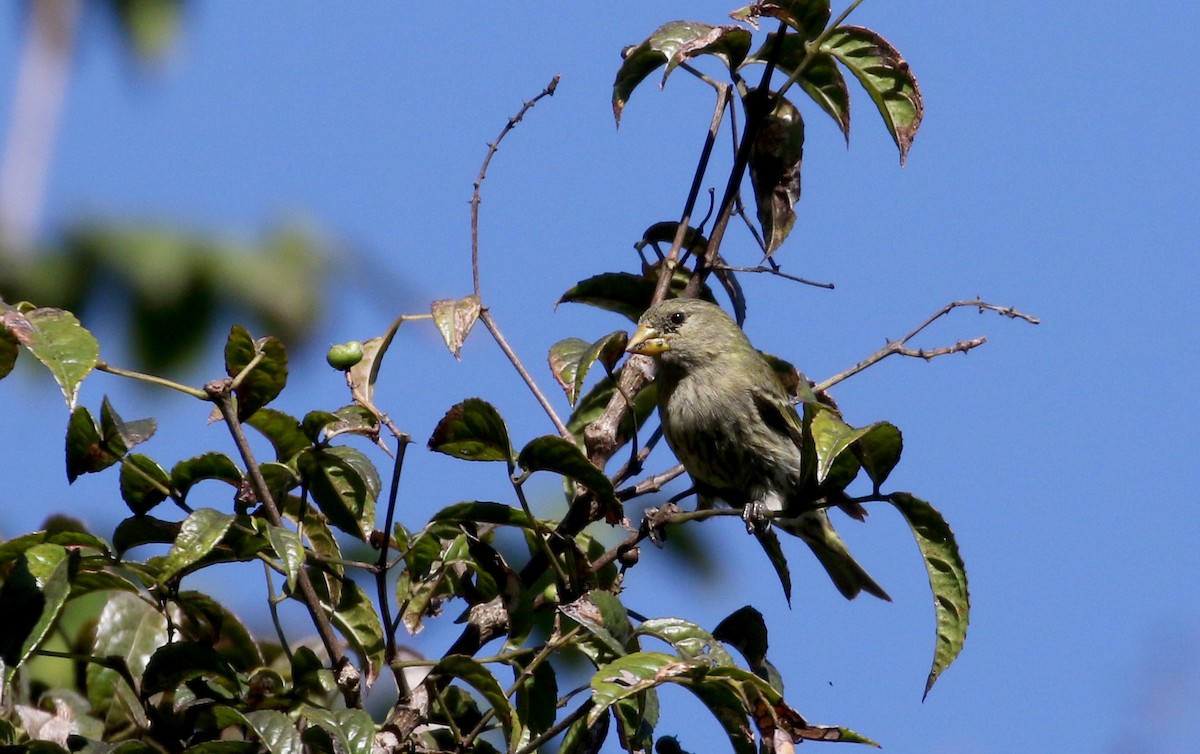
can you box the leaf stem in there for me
[95,361,207,399]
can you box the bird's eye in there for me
[669,311,687,326]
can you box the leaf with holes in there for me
[890,492,969,699]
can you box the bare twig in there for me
[815,298,1040,392]
[711,263,834,290]
[470,75,560,298]
[479,309,572,439]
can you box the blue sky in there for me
[1,3,1198,753]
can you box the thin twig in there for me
[815,298,1040,392]
[711,263,834,289]
[514,701,595,754]
[376,432,411,667]
[470,75,560,298]
[479,308,571,439]
[95,361,208,399]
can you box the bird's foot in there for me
[742,502,772,535]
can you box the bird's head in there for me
[626,298,744,368]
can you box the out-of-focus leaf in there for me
[87,592,168,732]
[0,319,17,379]
[889,493,968,699]
[110,0,183,62]
[297,446,380,539]
[513,658,558,738]
[0,544,73,671]
[156,508,235,586]
[747,91,804,254]
[119,454,172,516]
[171,452,243,502]
[247,408,310,463]
[65,406,118,483]
[173,590,263,672]
[0,529,110,564]
[753,528,792,604]
[1,307,97,410]
[428,397,513,463]
[856,422,902,490]
[431,501,536,530]
[821,26,923,164]
[99,396,156,456]
[746,34,849,141]
[224,326,288,422]
[431,294,481,361]
[112,515,179,555]
[614,21,751,124]
[517,436,621,522]
[141,641,239,696]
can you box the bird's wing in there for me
[751,381,819,494]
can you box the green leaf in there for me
[112,515,179,555]
[156,508,236,586]
[753,528,792,604]
[266,525,304,592]
[297,446,380,539]
[111,0,183,62]
[0,322,17,379]
[302,405,379,444]
[431,501,536,530]
[0,544,73,672]
[636,618,737,667]
[175,590,263,672]
[0,529,110,564]
[635,221,709,257]
[513,659,558,738]
[224,325,289,421]
[119,454,172,515]
[427,397,513,463]
[613,21,751,124]
[301,707,376,754]
[242,710,303,754]
[431,655,514,743]
[99,396,157,456]
[588,652,688,725]
[171,452,244,502]
[550,331,628,406]
[1,307,98,410]
[306,572,385,688]
[746,91,804,254]
[735,0,830,40]
[855,421,903,490]
[141,641,239,696]
[65,406,118,483]
[559,591,634,662]
[559,710,609,754]
[517,436,620,521]
[811,409,869,488]
[87,592,168,731]
[431,294,481,361]
[247,408,310,462]
[889,493,969,699]
[821,26,923,164]
[746,34,849,142]
[347,316,404,408]
[557,270,716,323]
[711,607,769,672]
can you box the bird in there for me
[626,297,889,601]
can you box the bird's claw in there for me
[742,502,771,535]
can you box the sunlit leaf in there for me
[431,501,536,530]
[1,307,98,410]
[746,34,849,141]
[247,408,309,463]
[348,315,404,407]
[890,493,969,699]
[637,618,737,667]
[614,21,751,124]
[821,26,923,164]
[550,332,628,406]
[156,508,236,586]
[428,397,513,463]
[855,422,902,490]
[87,592,168,732]
[431,294,481,361]
[266,525,304,592]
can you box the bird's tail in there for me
[777,511,891,601]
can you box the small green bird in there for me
[626,298,889,601]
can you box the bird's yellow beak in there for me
[626,324,669,355]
